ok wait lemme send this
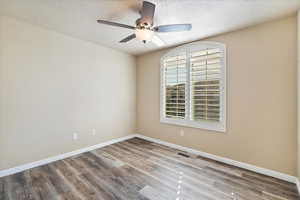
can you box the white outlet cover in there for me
[92,129,96,135]
[180,130,185,136]
[73,133,78,140]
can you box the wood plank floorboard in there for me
[0,137,299,200]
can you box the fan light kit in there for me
[135,28,154,41]
[97,1,192,46]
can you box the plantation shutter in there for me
[190,48,222,121]
[163,54,187,119]
[161,42,226,131]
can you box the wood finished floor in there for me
[0,137,299,200]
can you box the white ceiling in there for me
[0,0,299,55]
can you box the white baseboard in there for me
[0,133,298,186]
[296,178,300,194]
[0,134,138,178]
[134,134,298,184]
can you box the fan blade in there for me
[140,1,156,25]
[120,34,136,43]
[154,24,192,32]
[97,20,135,30]
[105,0,141,20]
[151,35,165,46]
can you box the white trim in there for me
[0,134,138,178]
[160,41,226,133]
[160,118,225,132]
[296,178,300,194]
[0,133,298,187]
[134,134,298,184]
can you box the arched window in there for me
[160,41,226,132]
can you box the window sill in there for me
[160,118,226,133]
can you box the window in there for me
[160,42,226,132]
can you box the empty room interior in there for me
[1,0,300,199]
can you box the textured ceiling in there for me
[0,0,299,55]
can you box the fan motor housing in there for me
[136,18,153,29]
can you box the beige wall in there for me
[137,16,297,175]
[0,16,4,169]
[298,10,300,177]
[0,17,136,170]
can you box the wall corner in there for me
[297,9,300,178]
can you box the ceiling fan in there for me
[97,1,192,46]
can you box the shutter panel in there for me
[190,48,222,122]
[164,54,187,119]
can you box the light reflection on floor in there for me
[176,171,184,200]
[174,169,238,200]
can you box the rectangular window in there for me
[160,42,226,132]
[190,48,222,122]
[164,53,187,119]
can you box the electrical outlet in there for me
[73,132,78,140]
[180,130,185,136]
[92,129,96,136]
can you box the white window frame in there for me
[160,41,226,132]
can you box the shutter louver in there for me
[190,48,222,122]
[164,54,187,119]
